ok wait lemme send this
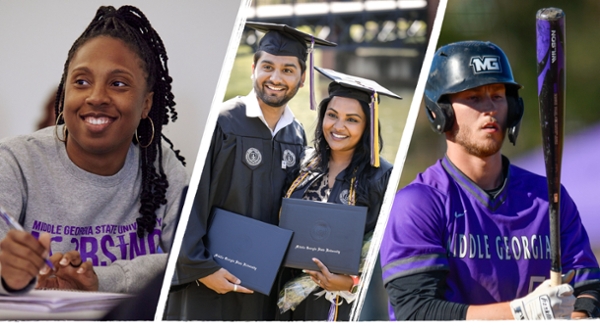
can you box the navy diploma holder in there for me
[278,198,367,275]
[205,207,294,295]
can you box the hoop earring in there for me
[135,117,155,148]
[54,112,67,143]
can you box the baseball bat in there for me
[536,7,566,287]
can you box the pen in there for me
[0,206,55,270]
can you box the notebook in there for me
[205,207,293,295]
[0,289,133,313]
[279,198,367,275]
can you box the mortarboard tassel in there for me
[370,92,380,168]
[309,36,316,110]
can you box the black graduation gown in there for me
[164,96,306,321]
[276,154,393,321]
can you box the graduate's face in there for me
[322,96,367,155]
[447,83,507,158]
[252,52,305,109]
[62,36,153,166]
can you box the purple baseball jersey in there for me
[380,156,600,319]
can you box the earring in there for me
[135,117,155,148]
[54,112,67,143]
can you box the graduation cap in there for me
[315,66,402,168]
[246,21,337,110]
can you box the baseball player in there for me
[379,41,600,320]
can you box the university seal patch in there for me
[245,147,262,166]
[283,149,296,167]
[339,189,349,204]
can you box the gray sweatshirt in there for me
[0,126,188,294]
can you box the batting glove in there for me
[509,270,576,320]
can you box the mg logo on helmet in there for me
[470,56,502,73]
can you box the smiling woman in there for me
[63,36,155,176]
[0,5,188,298]
[322,96,367,158]
[276,68,402,322]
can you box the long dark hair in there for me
[308,95,383,203]
[54,5,186,237]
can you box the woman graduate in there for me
[276,67,401,321]
[0,5,187,295]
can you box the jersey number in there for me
[528,276,546,293]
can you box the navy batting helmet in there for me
[424,41,524,145]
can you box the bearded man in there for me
[380,41,600,321]
[165,22,335,321]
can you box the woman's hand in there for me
[303,257,354,292]
[36,250,98,291]
[0,231,52,291]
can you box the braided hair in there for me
[309,96,383,204]
[54,5,186,237]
